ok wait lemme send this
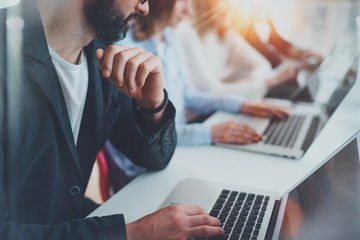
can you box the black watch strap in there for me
[134,88,169,114]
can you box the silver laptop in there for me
[161,130,360,240]
[204,104,327,159]
[266,38,357,104]
[203,51,358,159]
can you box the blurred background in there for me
[231,0,360,56]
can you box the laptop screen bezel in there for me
[270,130,360,240]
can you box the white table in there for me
[89,68,360,224]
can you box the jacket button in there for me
[69,185,81,196]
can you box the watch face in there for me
[0,0,22,9]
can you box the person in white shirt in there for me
[176,0,300,99]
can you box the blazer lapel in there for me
[76,42,105,173]
[23,61,79,163]
[21,0,81,174]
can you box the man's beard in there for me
[84,0,137,45]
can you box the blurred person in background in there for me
[116,0,289,147]
[236,19,323,69]
[229,0,324,98]
[175,0,301,99]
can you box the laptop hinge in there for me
[265,200,281,240]
[301,115,320,151]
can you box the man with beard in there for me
[0,0,224,239]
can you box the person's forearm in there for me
[137,89,169,130]
[176,123,212,146]
[141,110,167,130]
[0,211,126,239]
[286,46,304,60]
[265,76,279,89]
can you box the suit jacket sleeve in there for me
[0,144,128,240]
[109,99,177,171]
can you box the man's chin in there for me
[84,0,130,44]
[98,30,127,45]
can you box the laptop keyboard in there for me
[263,115,305,148]
[195,190,270,240]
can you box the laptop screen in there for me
[279,136,360,240]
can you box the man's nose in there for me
[135,0,149,16]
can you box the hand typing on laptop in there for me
[126,205,224,240]
[265,64,300,89]
[211,121,263,144]
[240,101,289,119]
[210,101,288,145]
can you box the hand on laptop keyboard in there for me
[195,190,270,240]
[211,122,262,145]
[240,101,289,120]
[126,205,224,240]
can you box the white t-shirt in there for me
[49,47,89,144]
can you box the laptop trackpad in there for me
[160,179,224,211]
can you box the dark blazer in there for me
[0,1,176,239]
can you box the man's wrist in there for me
[133,89,169,114]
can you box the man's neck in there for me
[37,0,95,64]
